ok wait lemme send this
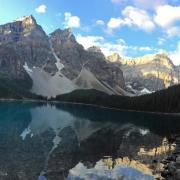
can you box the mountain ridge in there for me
[0,15,180,98]
[0,15,126,97]
[107,52,179,92]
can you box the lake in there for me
[0,101,179,180]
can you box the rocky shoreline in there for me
[161,135,180,180]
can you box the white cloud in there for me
[76,34,153,56]
[64,12,80,28]
[35,5,47,13]
[170,53,180,65]
[153,5,180,36]
[154,5,180,28]
[166,26,180,37]
[76,35,104,49]
[107,6,155,32]
[170,42,180,66]
[122,6,155,32]
[76,34,126,55]
[96,20,105,26]
[138,46,152,51]
[101,42,127,56]
[107,18,125,29]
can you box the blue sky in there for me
[0,0,180,65]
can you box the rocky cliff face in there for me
[0,15,57,81]
[0,16,126,97]
[1,15,180,97]
[107,53,179,92]
[49,29,125,91]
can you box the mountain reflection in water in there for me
[0,101,179,180]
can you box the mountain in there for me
[1,15,180,99]
[0,16,57,75]
[0,16,126,98]
[49,30,125,93]
[0,15,58,97]
[107,53,179,94]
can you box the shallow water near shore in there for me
[0,101,179,180]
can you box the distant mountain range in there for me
[0,15,179,99]
[108,53,180,95]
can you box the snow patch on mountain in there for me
[23,62,33,74]
[141,88,152,95]
[126,83,153,96]
[49,39,64,72]
[23,39,78,98]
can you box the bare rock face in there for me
[0,16,125,96]
[107,53,179,92]
[87,46,103,55]
[0,15,57,81]
[86,47,125,89]
[50,29,125,90]
[0,46,22,77]
[49,28,84,79]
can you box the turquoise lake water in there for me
[0,101,179,180]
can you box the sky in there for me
[0,0,180,65]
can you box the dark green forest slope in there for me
[0,74,43,99]
[54,85,180,113]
